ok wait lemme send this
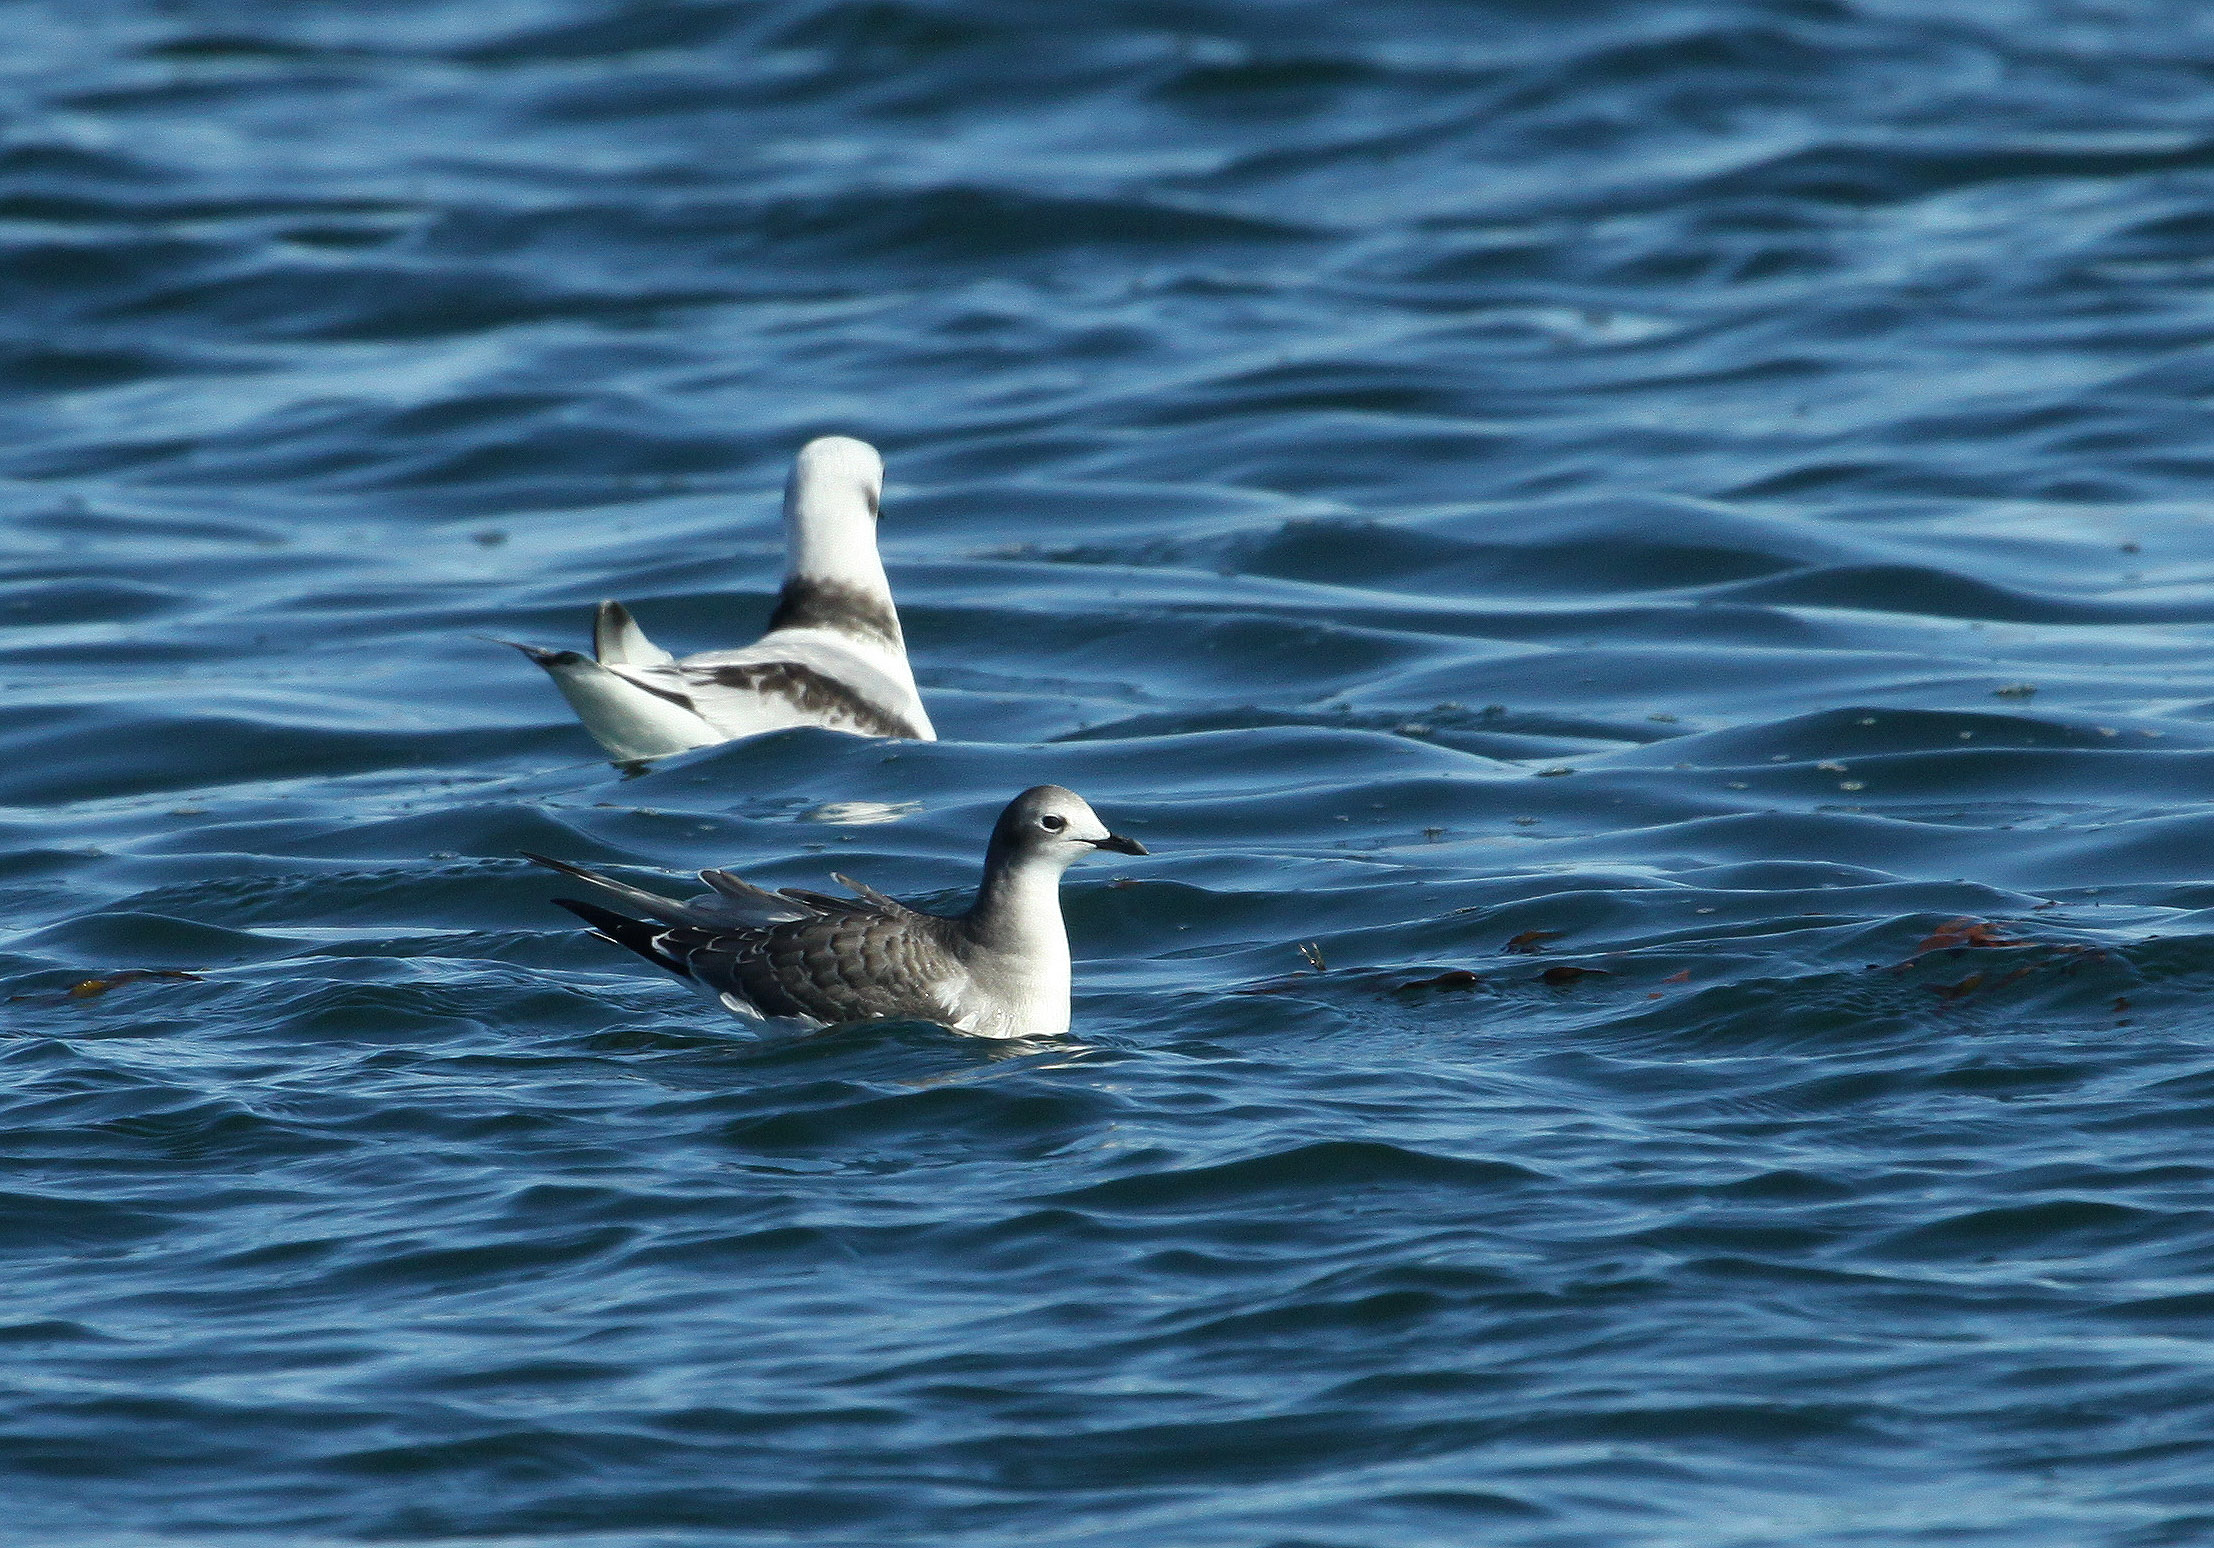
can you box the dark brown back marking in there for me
[765,576,903,649]
[703,659,922,739]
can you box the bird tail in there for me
[593,600,676,668]
[550,897,694,979]
[501,645,719,763]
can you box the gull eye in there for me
[1039,814,1066,833]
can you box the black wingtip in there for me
[549,896,691,979]
[479,634,583,667]
[522,850,598,885]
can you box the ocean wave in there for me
[6,1,2214,1542]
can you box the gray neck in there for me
[958,846,1078,1038]
[964,852,1070,956]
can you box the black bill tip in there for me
[1091,833,1148,856]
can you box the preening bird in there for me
[509,435,934,761]
[526,786,1146,1040]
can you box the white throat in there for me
[967,852,1075,1037]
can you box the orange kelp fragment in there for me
[1915,918,2017,953]
[64,969,203,1000]
[1502,930,1562,954]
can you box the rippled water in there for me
[9,1,2214,1542]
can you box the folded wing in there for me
[527,852,965,1028]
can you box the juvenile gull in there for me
[526,786,1146,1039]
[510,435,934,761]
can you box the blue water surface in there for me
[7,1,2214,1543]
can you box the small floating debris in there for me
[1296,941,1327,971]
[75,969,203,999]
[1502,929,1561,954]
[1398,969,1484,993]
[10,969,206,1005]
[1916,917,2017,953]
[1540,964,1611,986]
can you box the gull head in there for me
[988,785,1147,876]
[783,435,888,584]
[788,435,884,524]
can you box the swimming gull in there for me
[508,435,934,761]
[526,785,1146,1039]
